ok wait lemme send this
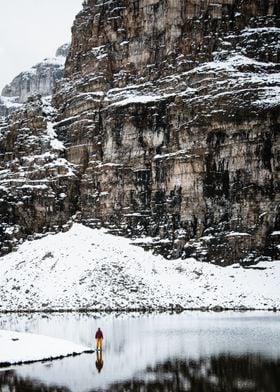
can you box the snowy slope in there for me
[0,224,279,311]
[0,329,91,365]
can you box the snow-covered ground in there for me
[0,223,279,311]
[0,329,91,366]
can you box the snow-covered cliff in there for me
[1,44,69,104]
[0,1,279,265]
[53,0,280,264]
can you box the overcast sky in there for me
[0,0,83,91]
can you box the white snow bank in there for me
[29,56,65,71]
[110,94,173,107]
[226,231,251,237]
[241,27,280,36]
[47,121,65,151]
[0,224,279,311]
[0,330,91,365]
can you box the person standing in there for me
[95,327,103,351]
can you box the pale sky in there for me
[0,0,83,91]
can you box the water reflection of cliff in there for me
[0,369,71,392]
[109,354,280,392]
[0,354,279,392]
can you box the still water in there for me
[0,312,279,391]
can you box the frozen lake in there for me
[0,311,279,391]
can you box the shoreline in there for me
[0,306,279,314]
[0,350,94,369]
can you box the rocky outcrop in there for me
[55,43,70,58]
[0,96,78,254]
[0,1,279,264]
[52,0,280,264]
[1,45,69,104]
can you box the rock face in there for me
[0,96,78,254]
[55,43,70,58]
[1,44,69,104]
[0,1,279,264]
[53,0,280,264]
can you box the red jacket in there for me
[95,329,103,339]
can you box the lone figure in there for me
[95,327,103,351]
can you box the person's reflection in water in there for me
[95,350,104,373]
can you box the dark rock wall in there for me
[0,97,78,254]
[52,0,280,264]
[64,0,279,81]
[0,0,279,264]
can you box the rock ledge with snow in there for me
[0,329,93,367]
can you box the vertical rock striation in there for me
[1,44,69,104]
[52,0,279,264]
[0,96,78,254]
[0,1,279,264]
